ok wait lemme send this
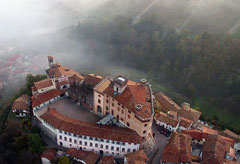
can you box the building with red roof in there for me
[39,108,141,158]
[98,156,116,164]
[66,148,99,164]
[34,79,56,94]
[11,94,30,117]
[93,76,154,140]
[162,132,192,164]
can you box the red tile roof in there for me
[182,129,203,140]
[32,89,64,108]
[154,112,179,127]
[98,156,116,164]
[177,107,201,123]
[11,94,30,111]
[154,92,181,113]
[103,82,153,121]
[40,108,142,144]
[162,132,192,163]
[202,135,234,164]
[179,117,193,129]
[124,150,149,164]
[31,86,37,92]
[84,74,103,88]
[47,64,84,81]
[66,148,99,164]
[34,79,54,90]
[41,148,56,161]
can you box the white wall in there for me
[155,120,178,132]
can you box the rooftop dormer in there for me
[113,75,128,95]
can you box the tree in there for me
[58,156,72,164]
[27,133,44,154]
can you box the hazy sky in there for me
[0,0,108,39]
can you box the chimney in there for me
[140,79,147,85]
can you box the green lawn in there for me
[193,97,240,132]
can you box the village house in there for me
[11,94,30,117]
[161,132,192,164]
[123,149,149,164]
[33,78,56,94]
[93,76,154,140]
[154,112,179,132]
[201,135,238,164]
[31,89,65,115]
[46,56,84,90]
[39,108,142,158]
[41,148,56,164]
[182,126,235,146]
[66,148,99,164]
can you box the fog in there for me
[0,0,240,67]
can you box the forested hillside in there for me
[67,15,240,132]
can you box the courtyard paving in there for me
[148,122,169,164]
[37,98,101,123]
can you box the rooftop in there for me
[34,79,54,90]
[162,132,192,163]
[40,108,142,144]
[41,148,56,161]
[11,94,30,111]
[66,148,99,164]
[98,156,116,164]
[84,74,103,88]
[154,92,181,113]
[155,112,179,127]
[32,89,64,108]
[124,149,149,164]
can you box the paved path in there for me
[148,122,169,164]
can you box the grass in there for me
[193,97,240,132]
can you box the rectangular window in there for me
[79,141,82,145]
[59,135,62,139]
[74,139,77,144]
[90,143,93,147]
[85,142,87,146]
[106,145,109,149]
[95,143,98,147]
[116,147,119,151]
[64,137,67,141]
[69,138,72,142]
[122,148,125,152]
[101,144,103,148]
[111,146,114,150]
[59,130,62,133]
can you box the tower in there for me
[113,75,128,94]
[48,56,54,68]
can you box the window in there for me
[143,130,146,134]
[95,138,98,141]
[106,145,109,149]
[112,98,114,102]
[118,103,120,106]
[112,141,115,144]
[116,147,119,151]
[122,110,124,114]
[101,144,103,148]
[59,130,62,133]
[106,100,109,103]
[60,142,63,146]
[79,135,82,138]
[90,143,93,147]
[69,138,72,142]
[73,134,77,137]
[106,140,110,143]
[79,141,82,145]
[118,107,120,111]
[64,131,67,135]
[127,148,130,152]
[112,152,114,155]
[117,115,119,119]
[112,110,114,115]
[95,143,98,147]
[112,103,114,107]
[128,115,130,119]
[121,118,123,122]
[59,135,62,139]
[106,106,109,110]
[84,136,87,139]
[98,94,101,98]
[85,142,87,146]
[133,149,136,152]
[70,144,72,146]
[74,139,77,144]
[127,122,130,127]
[64,137,67,141]
[144,124,147,127]
[89,137,93,140]
[111,146,114,150]
[128,110,131,114]
[98,99,101,104]
[122,148,125,152]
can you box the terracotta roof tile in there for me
[178,107,201,123]
[154,112,179,127]
[11,94,30,111]
[202,135,233,164]
[124,150,149,163]
[32,89,64,108]
[154,92,181,113]
[182,129,203,140]
[103,82,153,121]
[162,132,192,163]
[41,148,56,161]
[34,79,54,90]
[66,148,99,164]
[98,156,116,164]
[179,117,193,129]
[84,74,103,88]
[40,108,142,144]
